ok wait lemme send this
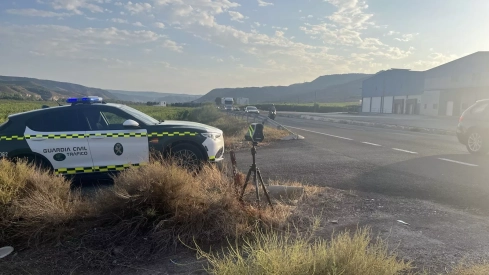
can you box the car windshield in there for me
[120,105,160,125]
[248,107,257,110]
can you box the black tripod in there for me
[239,142,273,208]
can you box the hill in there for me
[107,90,200,103]
[0,75,200,103]
[195,73,372,104]
[0,75,114,101]
[281,75,369,103]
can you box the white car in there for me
[245,106,260,114]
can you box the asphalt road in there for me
[234,116,489,213]
[279,112,458,131]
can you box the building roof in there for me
[425,51,489,72]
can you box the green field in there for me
[0,100,193,123]
[253,101,360,113]
[265,102,359,107]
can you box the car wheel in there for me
[466,129,488,155]
[169,144,205,169]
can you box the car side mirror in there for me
[123,119,139,128]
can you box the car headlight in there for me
[201,132,222,140]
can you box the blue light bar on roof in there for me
[66,96,103,104]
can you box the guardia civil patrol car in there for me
[0,96,225,176]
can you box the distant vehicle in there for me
[223,97,234,111]
[457,99,489,155]
[268,104,276,120]
[245,106,260,114]
[269,110,276,120]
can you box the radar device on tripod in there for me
[239,123,273,208]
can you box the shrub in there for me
[0,159,87,244]
[188,105,223,124]
[0,157,292,263]
[197,226,413,275]
[210,116,249,137]
[0,159,32,206]
[90,159,291,251]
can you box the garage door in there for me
[383,96,393,113]
[371,97,381,113]
[362,97,371,112]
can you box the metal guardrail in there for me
[222,110,297,136]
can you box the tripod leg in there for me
[253,168,260,204]
[257,168,273,209]
[239,166,253,200]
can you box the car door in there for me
[24,108,94,175]
[81,106,149,172]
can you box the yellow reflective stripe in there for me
[24,133,87,139]
[209,156,216,161]
[0,135,24,140]
[2,131,199,141]
[54,163,144,175]
[89,133,148,138]
[148,132,199,137]
[248,125,254,141]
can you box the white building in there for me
[420,51,489,117]
[361,51,489,117]
[158,101,167,107]
[361,69,424,114]
[236,97,249,105]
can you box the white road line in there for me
[362,142,382,147]
[392,148,418,154]
[438,158,478,167]
[284,125,353,140]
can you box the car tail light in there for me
[459,115,464,122]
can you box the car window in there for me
[470,103,489,115]
[82,109,133,130]
[120,105,159,125]
[27,110,85,132]
[101,111,128,125]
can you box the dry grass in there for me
[91,159,292,251]
[0,157,294,267]
[0,159,88,244]
[0,158,35,205]
[223,123,289,151]
[447,262,489,275]
[197,225,413,275]
[3,159,489,274]
[263,126,290,142]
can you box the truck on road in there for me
[223,97,234,111]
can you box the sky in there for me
[0,0,488,95]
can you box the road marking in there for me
[392,148,418,154]
[284,125,353,140]
[362,142,382,147]
[438,158,478,167]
